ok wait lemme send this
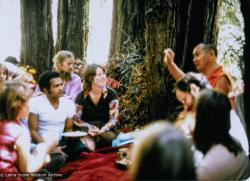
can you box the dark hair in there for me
[0,80,32,120]
[83,64,105,92]
[4,56,19,65]
[173,72,210,93]
[0,64,9,80]
[193,89,242,155]
[199,42,218,57]
[131,122,196,180]
[38,71,61,92]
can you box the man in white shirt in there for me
[28,71,85,164]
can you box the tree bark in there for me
[109,0,221,127]
[240,0,250,157]
[144,0,221,120]
[55,0,89,62]
[20,0,54,79]
[109,0,145,58]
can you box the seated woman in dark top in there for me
[75,64,119,151]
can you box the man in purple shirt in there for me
[34,51,82,101]
[62,72,82,101]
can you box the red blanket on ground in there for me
[55,146,130,181]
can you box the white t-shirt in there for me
[230,110,249,155]
[29,94,75,140]
[197,144,249,180]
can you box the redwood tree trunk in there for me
[240,0,250,157]
[20,0,54,78]
[109,0,220,127]
[144,0,221,120]
[109,0,145,58]
[55,0,89,62]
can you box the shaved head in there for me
[195,43,217,57]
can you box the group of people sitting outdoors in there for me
[0,42,249,180]
[131,43,249,180]
[0,51,119,180]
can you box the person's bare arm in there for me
[215,75,231,94]
[28,113,44,143]
[75,104,83,115]
[16,127,57,173]
[164,48,185,80]
[64,117,74,132]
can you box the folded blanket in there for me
[112,131,139,147]
[56,146,130,181]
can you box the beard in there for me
[60,71,71,81]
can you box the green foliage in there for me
[108,43,150,130]
[217,0,244,86]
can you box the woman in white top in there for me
[194,89,249,180]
